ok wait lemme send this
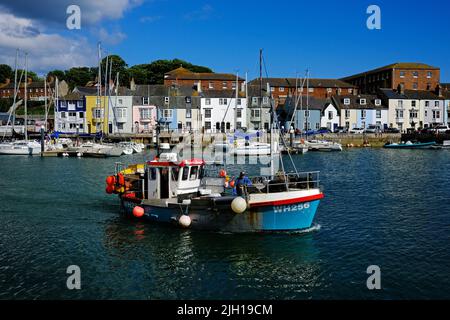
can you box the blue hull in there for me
[121,198,321,233]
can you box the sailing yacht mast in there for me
[24,53,28,142]
[259,49,263,135]
[234,72,238,132]
[12,49,18,133]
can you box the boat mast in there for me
[24,52,28,142]
[235,71,238,133]
[97,42,102,138]
[306,69,310,134]
[12,49,18,133]
[259,49,263,136]
[44,77,47,132]
[103,53,109,135]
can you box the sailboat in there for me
[103,50,324,233]
[0,51,41,156]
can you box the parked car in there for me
[384,127,400,134]
[434,125,450,134]
[316,127,332,134]
[335,126,348,133]
[349,127,365,134]
[365,125,381,134]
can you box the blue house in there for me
[55,92,87,133]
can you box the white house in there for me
[107,88,134,134]
[200,91,247,133]
[403,90,445,128]
[333,94,388,130]
[320,102,340,131]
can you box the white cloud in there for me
[0,12,96,73]
[98,27,127,45]
[0,0,145,25]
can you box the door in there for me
[159,168,170,199]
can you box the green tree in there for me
[65,67,96,89]
[141,59,213,84]
[0,64,13,84]
[47,70,66,82]
[100,55,129,87]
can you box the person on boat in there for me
[234,171,252,197]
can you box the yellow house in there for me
[85,95,110,134]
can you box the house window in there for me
[425,101,430,107]
[140,108,151,119]
[163,109,173,118]
[232,82,236,90]
[205,121,211,130]
[117,123,124,130]
[252,97,258,104]
[61,112,66,118]
[360,99,367,105]
[308,88,314,93]
[413,71,418,78]
[186,108,191,119]
[222,81,227,89]
[205,109,211,119]
[361,110,366,118]
[344,98,350,105]
[304,110,310,117]
[400,71,405,78]
[427,71,432,78]
[270,87,275,92]
[398,100,404,108]
[209,82,213,89]
[205,98,211,105]
[237,98,241,105]
[375,99,381,106]
[315,123,320,130]
[413,83,418,90]
[236,122,242,129]
[396,110,404,118]
[410,110,418,118]
[348,89,353,94]
[251,109,260,118]
[345,121,350,128]
[435,101,439,107]
[345,110,350,118]
[425,110,428,117]
[237,109,242,118]
[433,110,441,119]
[327,88,332,93]
[116,108,126,118]
[79,112,84,118]
[411,101,416,107]
[219,98,227,105]
[376,110,381,118]
[328,111,333,120]
[118,99,123,104]
[94,109,102,119]
[279,87,285,92]
[263,97,269,104]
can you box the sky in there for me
[0,0,449,82]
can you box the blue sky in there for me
[1,0,449,82]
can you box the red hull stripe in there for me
[249,193,324,208]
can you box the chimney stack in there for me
[435,84,442,97]
[397,83,405,95]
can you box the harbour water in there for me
[1,149,450,299]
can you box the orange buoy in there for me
[117,173,125,186]
[105,185,114,194]
[106,176,116,186]
[133,206,145,218]
[229,180,235,188]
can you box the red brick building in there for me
[341,63,440,94]
[248,77,357,106]
[0,77,69,101]
[164,67,245,92]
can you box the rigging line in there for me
[261,54,298,176]
[2,64,26,140]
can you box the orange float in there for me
[133,206,145,218]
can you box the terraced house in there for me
[248,78,356,107]
[332,94,388,130]
[55,92,87,134]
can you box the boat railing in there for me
[246,171,320,194]
[114,162,124,175]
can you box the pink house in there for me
[132,103,157,133]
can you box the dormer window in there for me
[279,87,285,92]
[142,97,149,105]
[344,98,351,105]
[360,98,367,105]
[164,97,169,104]
[375,99,381,106]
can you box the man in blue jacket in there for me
[234,171,252,196]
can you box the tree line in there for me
[0,57,213,90]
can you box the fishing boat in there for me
[104,50,323,233]
[119,142,135,155]
[383,141,436,149]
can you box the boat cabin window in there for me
[182,167,189,181]
[149,168,157,180]
[171,167,180,181]
[190,166,199,181]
